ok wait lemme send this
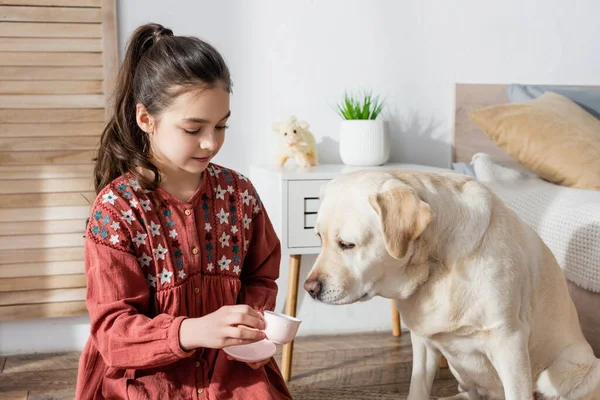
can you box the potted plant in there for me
[335,90,389,166]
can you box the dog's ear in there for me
[368,187,432,260]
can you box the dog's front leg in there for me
[408,333,442,400]
[487,328,534,400]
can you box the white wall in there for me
[2,0,600,355]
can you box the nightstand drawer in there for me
[287,180,328,248]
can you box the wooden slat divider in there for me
[0,22,102,38]
[0,260,85,277]
[0,38,102,52]
[0,0,115,320]
[0,205,91,221]
[0,137,99,152]
[0,108,105,123]
[0,150,96,165]
[0,246,84,264]
[0,192,94,208]
[0,6,102,23]
[0,94,105,108]
[0,164,95,180]
[0,52,102,66]
[0,232,86,251]
[0,274,86,292]
[0,66,103,80]
[0,0,101,7]
[0,178,93,193]
[0,122,103,137]
[0,287,86,306]
[0,300,88,320]
[0,80,103,94]
[0,219,86,235]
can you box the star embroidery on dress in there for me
[217,208,229,224]
[231,225,239,234]
[121,209,135,225]
[111,221,120,231]
[244,239,250,251]
[243,214,252,230]
[153,244,168,260]
[205,223,212,232]
[233,265,241,274]
[212,167,221,177]
[129,199,139,208]
[132,232,147,247]
[237,172,249,181]
[158,268,173,284]
[178,270,186,280]
[147,274,157,288]
[109,234,119,245]
[169,229,178,238]
[254,205,261,214]
[149,221,161,237]
[227,185,235,194]
[219,232,231,248]
[207,263,214,272]
[218,255,231,271]
[240,189,254,206]
[102,190,118,205]
[215,185,226,200]
[129,179,142,192]
[140,199,151,212]
[138,252,152,267]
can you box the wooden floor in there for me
[0,332,458,399]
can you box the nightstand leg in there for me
[391,299,401,337]
[281,254,301,381]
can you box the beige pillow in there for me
[469,92,600,190]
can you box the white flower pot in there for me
[339,120,390,166]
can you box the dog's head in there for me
[304,171,433,305]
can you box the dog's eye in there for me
[284,132,287,136]
[293,129,297,134]
[338,240,355,250]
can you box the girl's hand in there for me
[226,355,271,370]
[179,305,265,351]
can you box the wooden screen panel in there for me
[0,0,116,320]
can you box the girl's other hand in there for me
[179,305,265,351]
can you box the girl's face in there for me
[137,84,230,177]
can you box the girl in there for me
[76,23,292,399]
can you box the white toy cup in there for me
[262,311,301,344]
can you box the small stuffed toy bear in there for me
[272,116,318,167]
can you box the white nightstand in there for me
[250,163,451,380]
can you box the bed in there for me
[452,83,600,356]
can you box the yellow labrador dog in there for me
[304,170,600,400]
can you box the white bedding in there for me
[472,153,600,293]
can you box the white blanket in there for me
[472,153,600,293]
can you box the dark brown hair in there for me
[94,23,232,194]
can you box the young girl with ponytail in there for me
[75,23,291,399]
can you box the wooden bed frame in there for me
[452,83,516,165]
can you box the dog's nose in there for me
[304,279,322,299]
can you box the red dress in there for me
[75,164,292,399]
